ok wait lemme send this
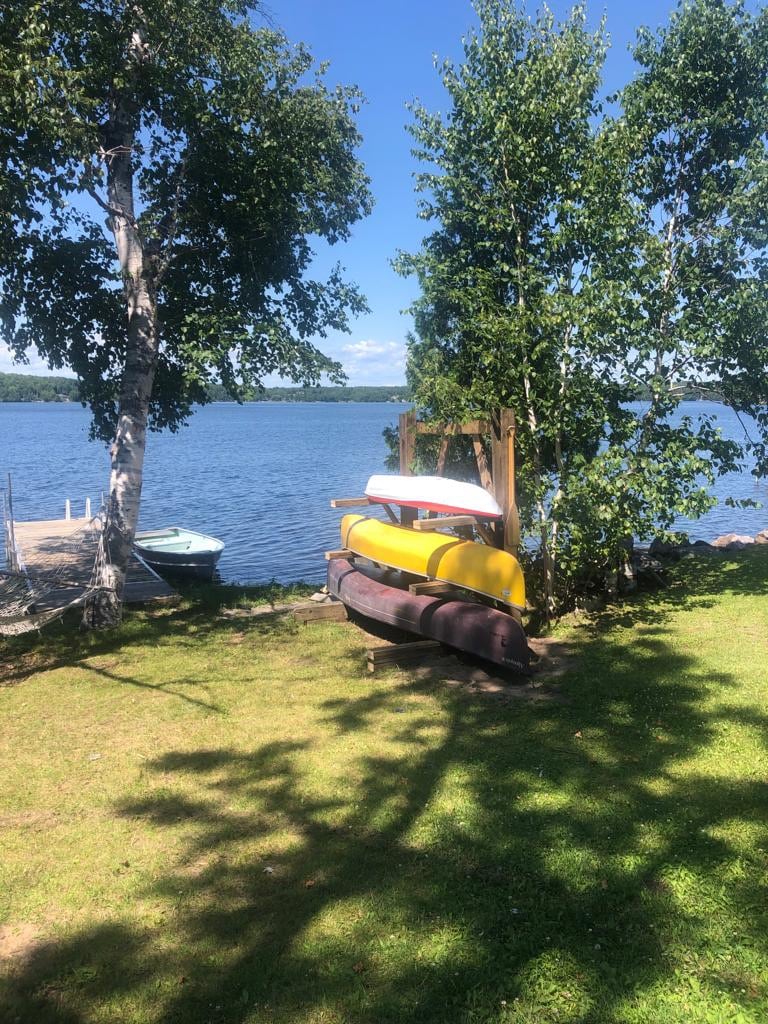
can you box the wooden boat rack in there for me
[330,408,520,554]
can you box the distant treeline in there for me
[241,385,410,403]
[626,382,727,403]
[0,372,80,402]
[0,372,409,405]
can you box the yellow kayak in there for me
[340,514,525,610]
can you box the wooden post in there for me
[504,413,521,552]
[398,409,417,526]
[435,436,450,476]
[399,409,416,476]
[471,435,493,492]
[491,409,520,553]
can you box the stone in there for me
[649,537,683,559]
[755,529,768,545]
[683,540,721,557]
[619,561,637,593]
[711,533,755,549]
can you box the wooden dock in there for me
[12,517,177,605]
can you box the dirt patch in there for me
[406,653,565,703]
[441,669,562,701]
[0,810,60,831]
[527,636,580,680]
[218,602,299,620]
[0,651,60,687]
[0,923,42,962]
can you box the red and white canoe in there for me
[365,474,502,519]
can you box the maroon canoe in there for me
[328,558,530,674]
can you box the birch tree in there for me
[0,1,371,623]
[396,0,622,613]
[397,0,768,614]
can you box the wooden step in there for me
[366,639,445,672]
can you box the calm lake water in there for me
[1,400,766,583]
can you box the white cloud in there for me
[341,339,406,385]
[0,342,69,377]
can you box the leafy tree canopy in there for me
[0,0,372,440]
[0,0,372,622]
[396,0,768,613]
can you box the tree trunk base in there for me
[82,565,124,629]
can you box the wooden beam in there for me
[414,420,491,436]
[472,434,493,491]
[324,548,354,560]
[293,599,348,624]
[410,514,477,532]
[399,409,417,475]
[367,639,445,672]
[490,408,520,552]
[475,522,497,547]
[330,497,398,524]
[408,580,456,596]
[399,409,418,526]
[503,411,521,551]
[329,496,372,508]
[435,436,450,476]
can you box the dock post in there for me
[85,497,91,519]
[4,473,19,571]
[65,498,71,520]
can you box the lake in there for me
[1,400,766,583]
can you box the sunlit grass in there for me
[1,550,767,1023]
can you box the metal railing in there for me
[2,474,21,572]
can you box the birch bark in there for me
[86,25,159,626]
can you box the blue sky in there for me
[258,0,684,386]
[0,1,743,384]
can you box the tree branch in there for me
[155,157,188,282]
[85,186,138,230]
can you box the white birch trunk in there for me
[86,25,159,627]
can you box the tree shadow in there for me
[3,553,768,1021]
[0,582,304,690]
[597,546,768,630]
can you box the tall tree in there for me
[0,1,371,622]
[397,0,768,614]
[616,0,768,468]
[396,0,625,612]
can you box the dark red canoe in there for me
[328,558,530,674]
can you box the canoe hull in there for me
[340,514,525,610]
[328,558,530,673]
[365,474,502,518]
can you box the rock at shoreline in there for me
[649,537,684,559]
[756,529,768,545]
[711,533,755,550]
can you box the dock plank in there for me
[12,518,177,605]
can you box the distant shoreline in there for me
[0,371,410,405]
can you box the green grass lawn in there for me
[1,552,767,1024]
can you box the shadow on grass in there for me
[0,580,311,691]
[3,553,768,1021]
[594,546,768,629]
